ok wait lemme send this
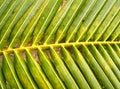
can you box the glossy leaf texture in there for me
[0,0,120,89]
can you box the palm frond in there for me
[0,0,120,89]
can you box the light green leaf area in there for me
[0,0,120,89]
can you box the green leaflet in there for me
[94,0,120,41]
[20,0,48,47]
[0,0,120,88]
[25,49,53,89]
[14,50,38,89]
[43,0,80,44]
[82,45,114,89]
[49,47,79,89]
[71,46,102,89]
[38,48,66,89]
[55,0,91,43]
[61,46,90,89]
[9,0,44,48]
[82,0,116,41]
[96,44,120,88]
[0,0,18,31]
[0,0,11,16]
[2,52,23,89]
[0,0,34,49]
[106,44,120,70]
[32,0,63,45]
[0,67,7,89]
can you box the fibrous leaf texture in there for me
[0,0,120,89]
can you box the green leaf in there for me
[38,48,66,89]
[49,47,79,89]
[61,46,90,89]
[14,50,38,89]
[2,52,23,89]
[0,0,120,88]
[0,67,7,89]
[25,49,52,89]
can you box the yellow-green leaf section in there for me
[0,0,120,89]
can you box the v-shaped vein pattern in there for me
[0,0,120,89]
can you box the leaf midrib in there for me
[1,41,120,53]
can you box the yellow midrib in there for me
[1,41,120,53]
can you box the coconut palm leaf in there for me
[0,0,120,89]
